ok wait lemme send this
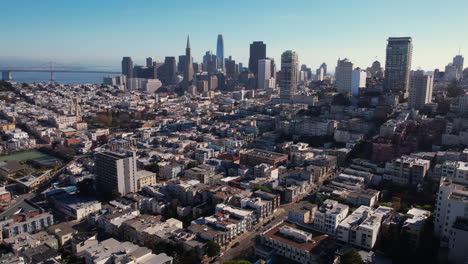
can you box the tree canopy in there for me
[206,241,221,257]
[446,83,464,98]
[341,248,364,264]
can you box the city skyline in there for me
[2,0,468,71]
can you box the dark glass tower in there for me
[384,37,413,97]
[216,34,224,70]
[249,41,266,75]
[121,57,133,78]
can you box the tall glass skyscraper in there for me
[384,37,413,98]
[121,57,133,78]
[280,50,299,100]
[216,34,224,70]
[249,41,266,75]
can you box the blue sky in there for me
[2,0,467,71]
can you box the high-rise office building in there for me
[351,68,367,96]
[320,63,327,76]
[122,57,133,78]
[95,151,137,196]
[203,51,218,74]
[249,41,266,75]
[216,34,224,70]
[178,55,186,75]
[157,56,177,85]
[453,55,464,80]
[335,58,353,94]
[384,37,413,97]
[146,57,155,67]
[193,62,202,73]
[367,60,384,79]
[225,56,237,79]
[257,59,271,90]
[184,36,194,86]
[268,58,277,80]
[316,67,324,81]
[279,50,299,99]
[445,63,459,82]
[409,70,433,110]
[133,65,157,79]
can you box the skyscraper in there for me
[409,70,433,110]
[257,59,271,90]
[320,63,327,76]
[367,60,384,79]
[216,34,224,70]
[146,57,155,67]
[316,67,324,81]
[121,57,133,78]
[279,50,299,99]
[203,51,218,74]
[351,68,367,96]
[384,37,413,97]
[335,58,353,94]
[453,55,464,80]
[184,36,194,86]
[225,56,237,79]
[157,56,177,85]
[95,151,137,196]
[268,58,277,80]
[249,41,266,75]
[178,55,186,75]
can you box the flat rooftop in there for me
[263,221,329,252]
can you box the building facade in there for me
[384,37,413,98]
[279,50,299,100]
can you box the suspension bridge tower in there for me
[49,61,55,81]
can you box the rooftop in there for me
[262,221,329,252]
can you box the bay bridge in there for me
[0,61,120,81]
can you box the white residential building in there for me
[434,177,468,247]
[409,70,433,110]
[351,68,366,96]
[52,194,102,221]
[336,205,392,250]
[258,59,272,90]
[313,199,349,235]
[403,208,431,250]
[83,238,172,264]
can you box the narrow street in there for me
[216,206,288,263]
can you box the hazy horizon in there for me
[2,0,467,72]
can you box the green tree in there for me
[341,248,364,264]
[446,83,464,98]
[187,161,199,169]
[144,163,159,173]
[332,93,351,106]
[254,185,272,193]
[77,178,94,196]
[110,189,121,200]
[206,241,221,257]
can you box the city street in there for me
[216,206,288,263]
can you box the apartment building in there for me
[51,193,101,221]
[434,177,468,247]
[383,156,431,185]
[288,201,317,225]
[240,149,288,168]
[257,221,331,264]
[313,199,349,235]
[95,151,137,196]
